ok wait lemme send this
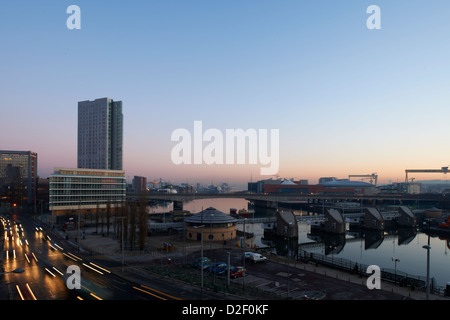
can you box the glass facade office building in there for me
[78,98,123,170]
[0,150,37,207]
[49,168,126,216]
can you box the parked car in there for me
[229,266,247,278]
[215,265,229,276]
[244,252,254,259]
[208,262,227,274]
[245,252,267,263]
[192,257,211,269]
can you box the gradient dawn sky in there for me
[1,1,450,187]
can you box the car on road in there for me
[245,252,267,263]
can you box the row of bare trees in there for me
[90,193,148,251]
[118,193,148,251]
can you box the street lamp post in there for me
[227,251,231,288]
[329,245,336,265]
[286,236,290,299]
[121,217,124,271]
[392,257,400,285]
[193,225,205,299]
[78,201,81,252]
[116,216,126,272]
[423,244,431,300]
[209,214,214,257]
[242,218,247,292]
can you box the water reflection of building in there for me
[184,207,237,242]
[0,150,38,207]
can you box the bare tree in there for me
[117,201,127,249]
[122,200,129,246]
[129,201,137,250]
[138,192,148,250]
[106,199,111,236]
[95,202,100,234]
[100,207,104,236]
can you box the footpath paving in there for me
[54,227,449,301]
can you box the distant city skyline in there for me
[2,1,450,187]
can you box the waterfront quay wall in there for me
[297,249,446,296]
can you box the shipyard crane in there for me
[405,166,449,183]
[348,173,378,186]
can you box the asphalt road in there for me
[0,213,185,300]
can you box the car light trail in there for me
[90,293,102,300]
[26,284,37,300]
[66,252,82,261]
[24,253,30,264]
[133,286,167,300]
[63,253,78,261]
[16,285,25,300]
[89,262,111,274]
[63,252,83,261]
[32,252,38,262]
[141,285,182,300]
[82,263,103,275]
[45,268,56,278]
[52,267,64,276]
[53,243,64,251]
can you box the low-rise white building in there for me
[49,167,126,217]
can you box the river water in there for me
[148,197,450,288]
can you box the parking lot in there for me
[160,248,405,300]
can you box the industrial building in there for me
[250,177,377,196]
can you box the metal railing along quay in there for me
[297,249,446,295]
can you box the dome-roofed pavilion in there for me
[185,207,237,242]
